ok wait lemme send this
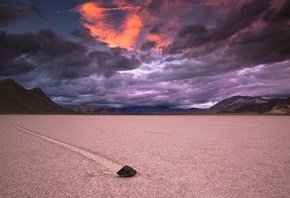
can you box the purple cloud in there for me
[1,0,290,108]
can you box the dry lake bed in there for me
[1,115,290,197]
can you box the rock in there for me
[117,165,137,177]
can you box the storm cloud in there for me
[0,0,29,27]
[0,0,41,27]
[0,29,141,79]
[1,0,290,107]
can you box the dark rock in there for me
[117,165,137,177]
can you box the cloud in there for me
[148,23,163,35]
[141,40,157,51]
[0,29,141,80]
[264,0,290,22]
[50,59,290,106]
[30,5,42,16]
[209,0,272,41]
[165,24,209,54]
[224,0,290,67]
[0,0,30,27]
[56,0,289,106]
[0,31,39,75]
[164,0,273,54]
[1,0,290,108]
[139,53,158,64]
[72,0,205,50]
[89,49,141,77]
[147,0,164,15]
[227,23,290,66]
[162,0,290,74]
[71,27,108,46]
[73,2,142,49]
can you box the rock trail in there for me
[12,123,122,173]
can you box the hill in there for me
[1,79,289,115]
[66,104,205,115]
[66,105,121,115]
[210,96,290,115]
[0,79,73,114]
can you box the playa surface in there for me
[1,115,290,197]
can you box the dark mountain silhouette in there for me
[0,79,73,114]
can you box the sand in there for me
[1,115,290,197]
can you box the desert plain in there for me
[0,115,290,197]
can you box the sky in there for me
[0,0,290,108]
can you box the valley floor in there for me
[1,115,290,197]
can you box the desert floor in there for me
[0,115,290,197]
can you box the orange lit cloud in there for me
[146,34,171,51]
[74,0,262,51]
[75,2,142,48]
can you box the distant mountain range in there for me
[1,79,290,115]
[65,105,121,115]
[65,104,204,115]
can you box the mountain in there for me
[64,96,290,115]
[67,105,184,115]
[0,79,73,114]
[1,79,289,115]
[120,106,208,115]
[66,105,206,115]
[210,95,290,115]
[66,105,121,115]
[119,105,177,114]
[210,96,268,111]
[233,97,290,115]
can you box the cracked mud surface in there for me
[1,115,290,197]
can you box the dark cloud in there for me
[228,22,290,66]
[149,23,163,35]
[210,0,272,41]
[264,0,290,22]
[30,5,42,16]
[0,57,35,76]
[162,0,290,84]
[89,50,141,77]
[164,0,273,54]
[1,0,290,107]
[226,0,290,67]
[165,24,208,54]
[110,47,128,56]
[147,0,164,15]
[139,53,156,64]
[199,5,213,21]
[141,40,157,51]
[35,30,88,60]
[47,59,290,107]
[164,56,176,62]
[0,29,141,80]
[276,0,290,21]
[148,56,239,82]
[71,27,109,46]
[0,30,39,75]
[0,29,94,80]
[0,0,30,27]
